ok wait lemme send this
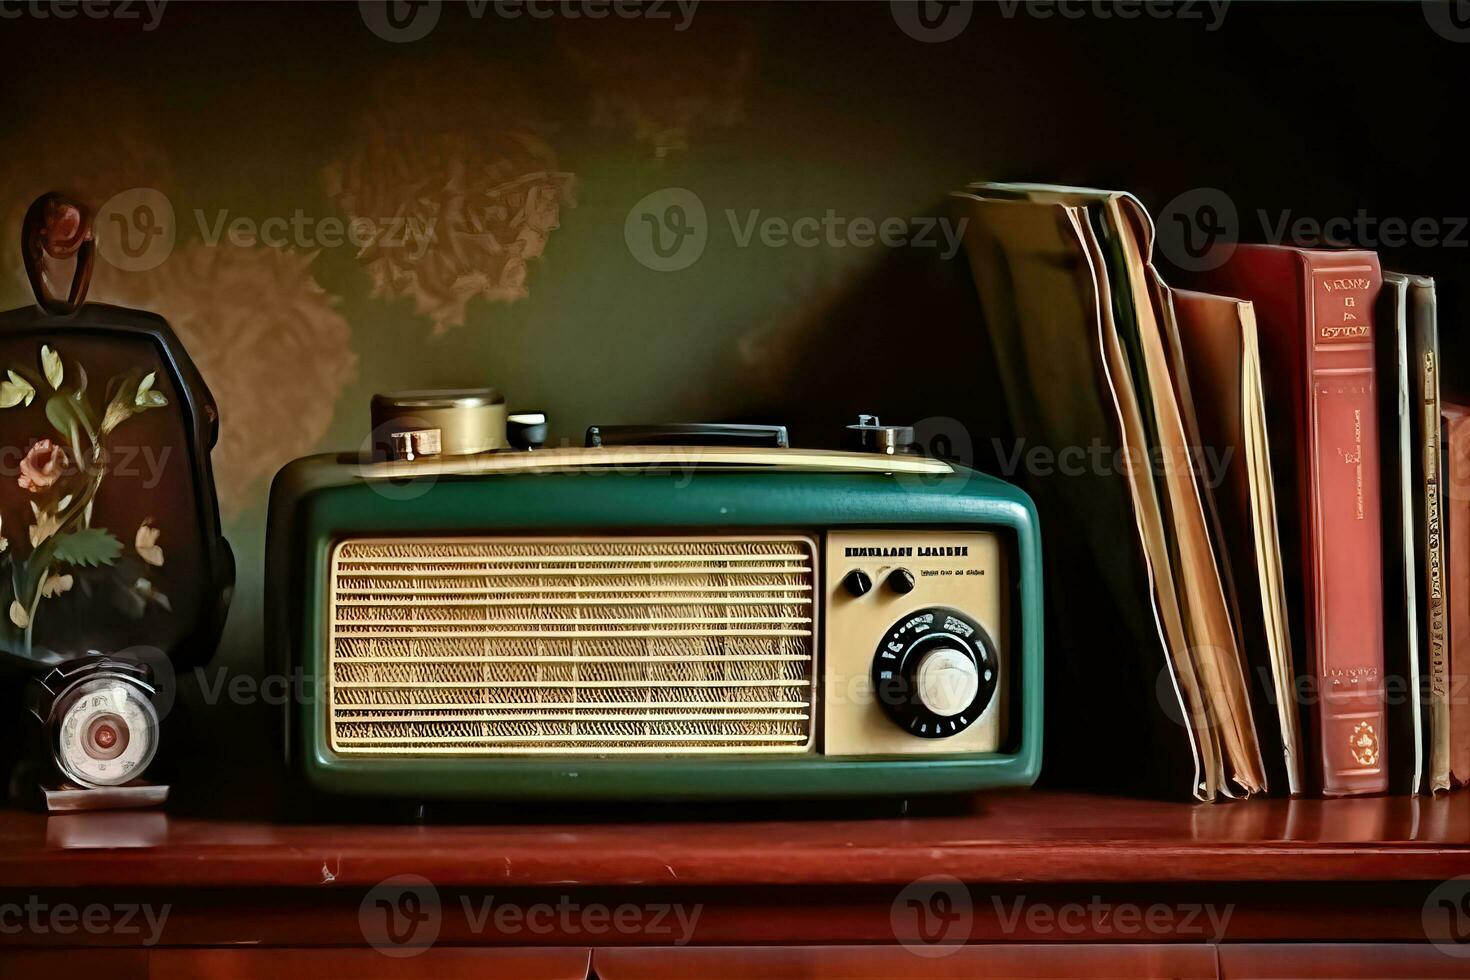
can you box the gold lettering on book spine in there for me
[1426,351,1448,699]
[1336,406,1366,520]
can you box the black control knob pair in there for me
[843,567,916,597]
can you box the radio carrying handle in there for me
[586,423,790,449]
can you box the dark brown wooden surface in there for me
[1,789,1468,889]
[4,789,1470,972]
[8,945,1470,979]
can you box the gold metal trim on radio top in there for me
[355,445,955,480]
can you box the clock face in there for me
[55,676,158,788]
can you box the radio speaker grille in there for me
[328,537,816,755]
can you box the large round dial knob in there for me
[872,606,998,738]
[914,647,980,717]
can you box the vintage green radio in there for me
[266,393,1042,799]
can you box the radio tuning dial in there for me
[872,606,998,738]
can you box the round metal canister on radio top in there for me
[371,388,508,458]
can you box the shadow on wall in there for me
[735,198,1014,461]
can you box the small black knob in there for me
[888,567,916,594]
[843,569,874,597]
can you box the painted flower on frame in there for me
[40,572,73,598]
[0,344,173,657]
[135,520,164,567]
[19,439,67,492]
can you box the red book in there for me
[1188,246,1387,796]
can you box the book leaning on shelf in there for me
[954,184,1275,800]
[954,179,1396,798]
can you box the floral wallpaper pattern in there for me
[322,60,578,334]
[93,244,357,517]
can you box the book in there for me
[952,192,1214,799]
[1187,246,1388,797]
[1172,289,1304,795]
[1377,274,1425,794]
[1443,401,1470,787]
[1405,277,1450,793]
[954,184,1266,799]
[979,182,1266,797]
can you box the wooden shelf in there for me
[3,788,1468,890]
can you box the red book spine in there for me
[1303,256,1388,795]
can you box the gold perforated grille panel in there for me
[328,537,816,755]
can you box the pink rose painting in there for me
[18,439,67,492]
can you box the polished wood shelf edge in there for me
[2,789,1468,890]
